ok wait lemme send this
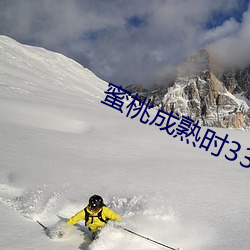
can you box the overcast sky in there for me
[0,0,249,87]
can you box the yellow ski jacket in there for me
[67,206,121,233]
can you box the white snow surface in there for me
[1,35,250,250]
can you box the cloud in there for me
[200,18,240,45]
[209,4,250,69]
[0,0,249,87]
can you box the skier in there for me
[66,194,122,239]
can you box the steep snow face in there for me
[1,36,250,250]
[0,36,107,98]
[0,36,108,133]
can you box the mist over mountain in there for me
[126,48,250,130]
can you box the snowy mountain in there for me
[126,49,250,130]
[1,36,250,250]
[217,65,250,100]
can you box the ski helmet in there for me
[89,195,104,210]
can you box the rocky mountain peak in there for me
[126,49,250,130]
[217,66,250,100]
[177,48,210,78]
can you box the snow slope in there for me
[1,35,250,250]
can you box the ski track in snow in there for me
[0,179,210,250]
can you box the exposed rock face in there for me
[125,49,250,129]
[218,66,250,99]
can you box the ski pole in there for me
[37,220,48,231]
[122,227,180,250]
